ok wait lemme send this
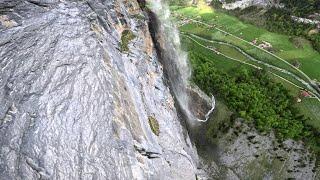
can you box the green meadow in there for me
[172,5,320,81]
[172,3,320,129]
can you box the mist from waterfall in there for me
[147,0,202,126]
[148,0,191,82]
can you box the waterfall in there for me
[148,0,191,84]
[147,0,215,126]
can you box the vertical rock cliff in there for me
[0,0,202,179]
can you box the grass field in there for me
[178,20,316,87]
[183,33,309,90]
[172,5,320,81]
[174,3,320,130]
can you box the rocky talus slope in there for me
[0,0,202,179]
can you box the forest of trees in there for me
[189,51,320,155]
[265,8,320,52]
[280,0,320,17]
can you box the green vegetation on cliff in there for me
[148,116,160,136]
[120,30,136,52]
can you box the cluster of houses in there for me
[251,38,273,50]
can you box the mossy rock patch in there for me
[148,116,160,136]
[120,30,135,52]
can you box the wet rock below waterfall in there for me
[187,85,214,121]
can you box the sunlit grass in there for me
[197,0,213,15]
[175,4,320,130]
[174,5,320,81]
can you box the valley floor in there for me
[170,1,320,132]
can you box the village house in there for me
[300,90,311,98]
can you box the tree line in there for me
[189,50,320,157]
[265,8,320,52]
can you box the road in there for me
[174,14,320,100]
[182,33,320,102]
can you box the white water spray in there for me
[148,1,191,82]
[147,0,215,125]
[197,96,215,122]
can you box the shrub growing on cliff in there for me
[120,30,135,52]
[148,116,160,136]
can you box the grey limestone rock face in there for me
[220,0,281,10]
[0,0,200,179]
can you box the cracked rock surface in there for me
[0,0,200,179]
[202,119,318,180]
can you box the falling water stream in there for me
[147,0,215,126]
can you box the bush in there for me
[148,116,160,136]
[120,30,135,52]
